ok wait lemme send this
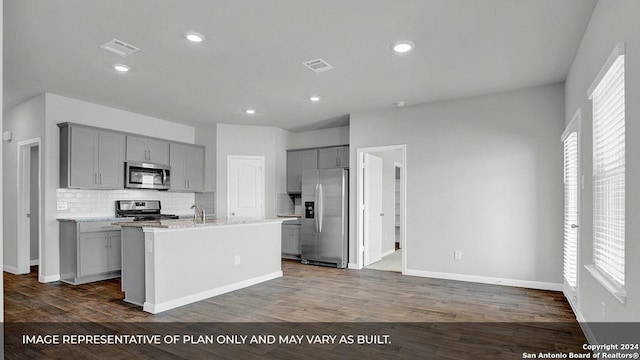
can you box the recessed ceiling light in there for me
[113,64,131,72]
[395,100,406,107]
[245,109,256,115]
[309,96,321,102]
[391,40,414,53]
[185,31,205,43]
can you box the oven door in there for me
[125,162,171,190]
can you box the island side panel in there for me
[121,227,145,306]
[143,222,282,314]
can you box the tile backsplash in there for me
[56,189,196,218]
[195,191,215,216]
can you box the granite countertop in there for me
[57,217,135,223]
[114,217,297,229]
[277,214,302,217]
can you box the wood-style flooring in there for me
[4,261,586,359]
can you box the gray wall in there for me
[194,123,217,192]
[288,126,349,149]
[350,83,565,285]
[215,124,289,218]
[2,94,45,271]
[564,0,640,323]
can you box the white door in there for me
[228,156,265,219]
[562,128,580,293]
[364,153,383,266]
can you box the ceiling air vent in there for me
[302,58,334,73]
[100,39,140,57]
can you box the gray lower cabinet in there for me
[318,146,349,169]
[286,149,318,193]
[59,221,123,285]
[59,123,125,189]
[281,223,301,259]
[169,143,205,191]
[126,136,170,165]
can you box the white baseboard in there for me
[404,268,563,291]
[39,274,61,283]
[3,265,20,274]
[30,259,39,266]
[143,270,283,314]
[348,263,361,269]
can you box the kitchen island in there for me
[117,218,293,314]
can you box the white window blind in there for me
[563,132,578,289]
[591,54,625,287]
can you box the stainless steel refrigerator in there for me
[301,168,348,268]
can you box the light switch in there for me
[454,250,462,260]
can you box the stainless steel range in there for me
[115,200,180,221]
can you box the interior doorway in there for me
[17,138,42,276]
[357,145,406,273]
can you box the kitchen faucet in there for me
[190,204,206,223]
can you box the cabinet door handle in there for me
[94,173,98,184]
[187,179,190,188]
[99,173,102,184]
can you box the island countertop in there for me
[114,217,297,230]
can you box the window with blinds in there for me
[590,52,625,289]
[563,132,578,289]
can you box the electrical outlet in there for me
[602,302,606,321]
[234,255,241,266]
[454,250,462,260]
[57,201,68,210]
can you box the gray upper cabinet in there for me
[318,146,349,169]
[59,123,125,189]
[98,131,126,188]
[169,143,205,192]
[287,149,317,193]
[126,136,169,165]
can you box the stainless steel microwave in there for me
[125,162,171,190]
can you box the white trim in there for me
[143,270,282,314]
[585,264,626,303]
[356,145,407,272]
[3,265,19,274]
[561,108,582,141]
[577,319,598,346]
[226,155,266,219]
[563,286,579,316]
[16,138,42,277]
[404,268,563,291]
[30,260,39,266]
[587,42,625,98]
[39,274,61,283]
[347,263,360,269]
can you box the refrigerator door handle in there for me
[315,184,320,233]
[318,183,323,233]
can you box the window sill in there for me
[585,265,626,304]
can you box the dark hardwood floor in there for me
[4,261,586,359]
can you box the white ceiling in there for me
[3,0,597,132]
